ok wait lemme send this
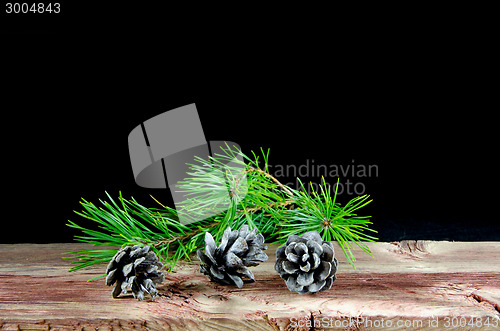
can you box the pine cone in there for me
[105,245,165,300]
[275,231,338,294]
[197,225,268,288]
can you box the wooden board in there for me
[0,241,499,330]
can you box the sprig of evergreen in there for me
[65,145,377,275]
[278,178,377,266]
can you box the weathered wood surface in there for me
[0,242,499,330]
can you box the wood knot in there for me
[389,240,431,258]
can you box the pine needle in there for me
[65,145,377,273]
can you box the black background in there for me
[2,5,498,243]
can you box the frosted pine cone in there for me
[197,225,268,288]
[275,231,338,294]
[105,245,165,300]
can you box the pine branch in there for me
[65,144,377,274]
[64,192,195,272]
[277,177,377,267]
[151,220,220,248]
[239,166,293,197]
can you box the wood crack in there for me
[262,314,279,331]
[469,292,500,315]
[309,311,315,330]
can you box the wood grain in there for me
[0,242,499,330]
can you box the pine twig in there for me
[151,220,220,248]
[66,145,377,273]
[234,166,293,196]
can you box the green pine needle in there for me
[65,145,377,275]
